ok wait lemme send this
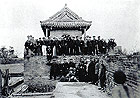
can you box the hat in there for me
[113,70,126,84]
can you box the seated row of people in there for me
[49,57,107,90]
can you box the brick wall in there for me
[105,59,140,98]
[24,56,56,92]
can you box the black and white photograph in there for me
[0,0,139,98]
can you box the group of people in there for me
[49,57,136,98]
[24,35,136,98]
[24,35,117,58]
[49,57,107,90]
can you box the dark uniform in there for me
[46,46,53,62]
[50,60,57,80]
[62,61,69,76]
[97,37,103,54]
[91,36,97,55]
[69,38,75,55]
[84,39,88,55]
[77,62,87,82]
[102,40,107,54]
[87,39,92,55]
[88,60,96,83]
[37,38,43,55]
[99,63,106,89]
[75,38,80,55]
[69,61,75,68]
[24,40,31,56]
[79,38,84,55]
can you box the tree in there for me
[0,46,18,64]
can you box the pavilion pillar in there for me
[41,26,46,37]
[46,29,48,38]
[83,28,86,40]
[47,29,50,39]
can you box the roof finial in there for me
[65,3,67,7]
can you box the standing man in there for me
[97,36,103,55]
[84,37,88,55]
[75,36,80,55]
[99,60,106,90]
[88,58,96,83]
[79,37,84,55]
[38,38,43,56]
[69,37,75,55]
[50,59,57,80]
[102,39,107,54]
[91,36,97,55]
[87,36,92,55]
[42,37,47,56]
[46,46,53,62]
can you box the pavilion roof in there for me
[40,4,92,30]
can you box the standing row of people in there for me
[24,35,117,58]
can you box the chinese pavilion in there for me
[40,4,92,38]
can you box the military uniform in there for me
[87,39,92,55]
[50,60,57,80]
[46,46,53,62]
[79,39,84,55]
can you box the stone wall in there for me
[105,59,140,98]
[24,56,56,92]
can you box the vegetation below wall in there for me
[0,58,24,64]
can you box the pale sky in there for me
[0,0,140,57]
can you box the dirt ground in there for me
[54,82,110,98]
